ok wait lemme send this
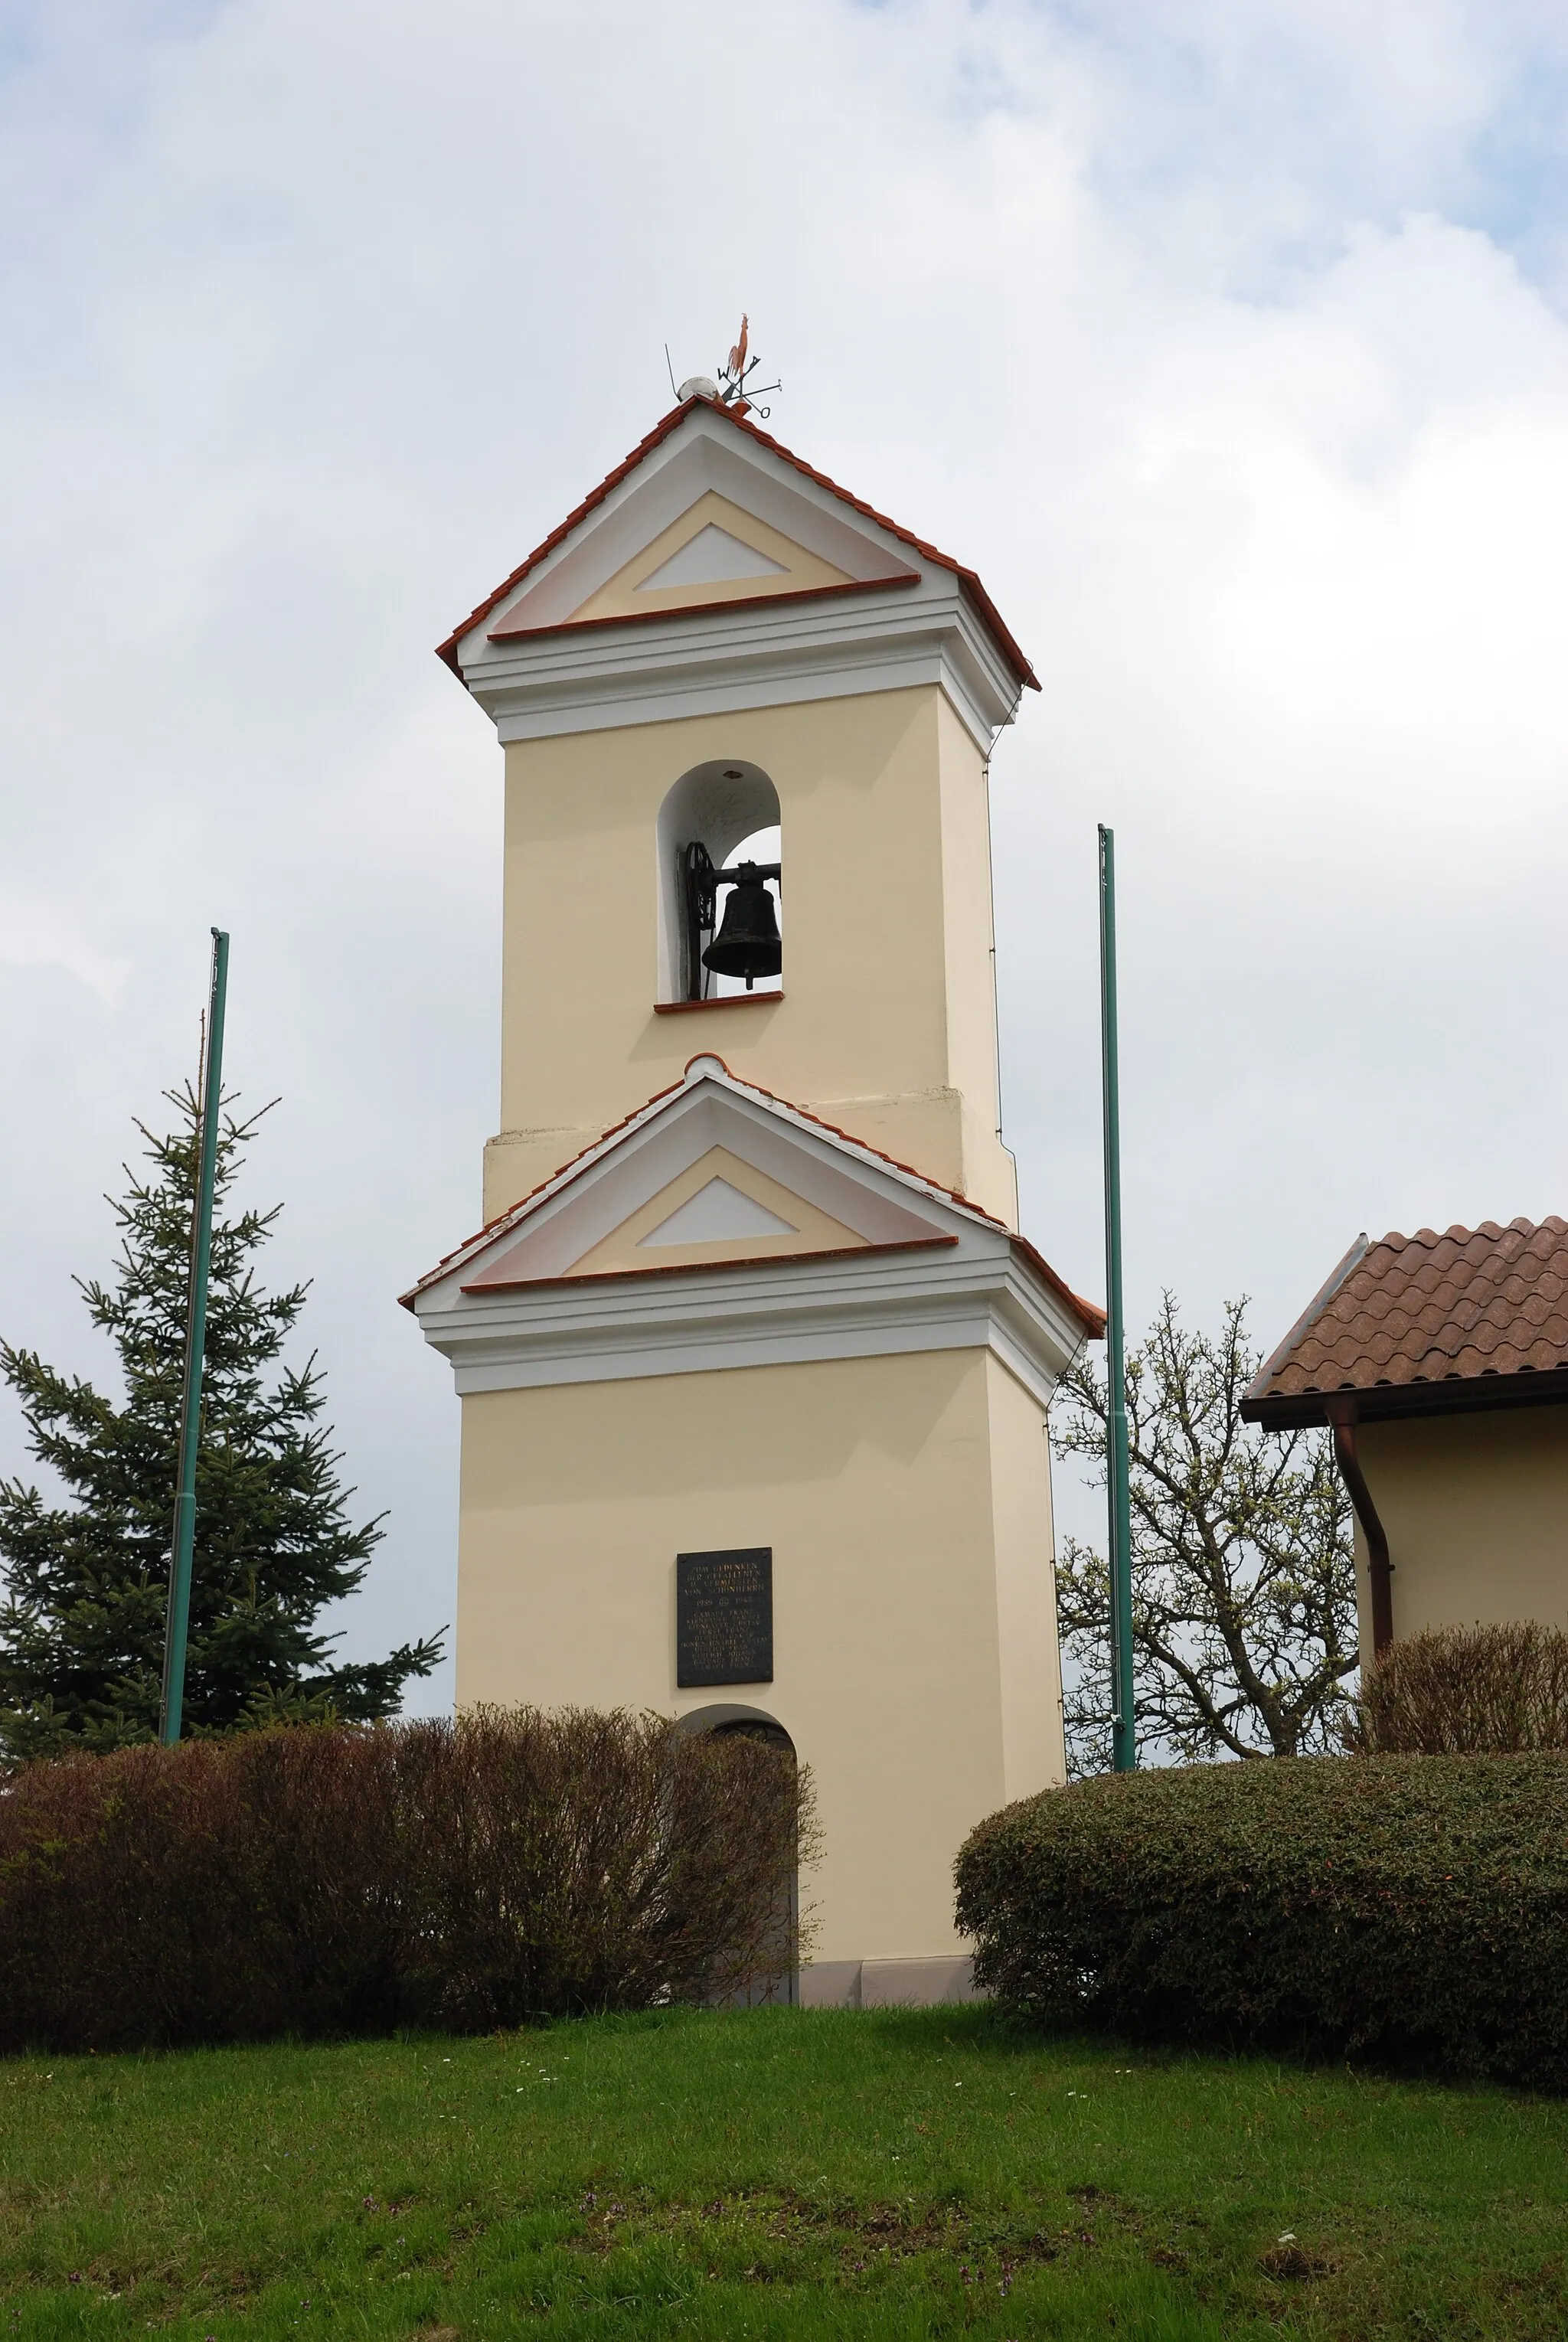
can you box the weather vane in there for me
[665,314,781,420]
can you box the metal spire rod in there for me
[1097,830,1136,1772]
[160,927,230,1746]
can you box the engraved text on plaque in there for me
[676,1548,773,1687]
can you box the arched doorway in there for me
[680,1706,799,2007]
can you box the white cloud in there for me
[2,0,1566,1700]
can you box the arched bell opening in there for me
[676,1703,799,2007]
[657,760,782,1004]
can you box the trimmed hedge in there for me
[954,1755,1568,2087]
[1351,1623,1568,1753]
[0,1708,812,2052]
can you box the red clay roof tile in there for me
[1244,1217,1568,1419]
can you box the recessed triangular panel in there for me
[564,492,851,625]
[636,525,786,592]
[638,1177,797,1246]
[564,1146,865,1277]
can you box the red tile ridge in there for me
[397,1073,689,1309]
[1011,1234,1107,1340]
[686,1053,1013,1230]
[1247,1233,1369,1398]
[434,403,692,678]
[683,1057,1103,1334]
[435,394,1038,692]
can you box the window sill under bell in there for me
[654,991,784,1014]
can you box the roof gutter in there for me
[1243,1363,1568,1430]
[1324,1396,1393,1656]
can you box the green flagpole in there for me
[160,927,230,1747]
[1097,830,1135,1772]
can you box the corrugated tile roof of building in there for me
[1243,1216,1568,1424]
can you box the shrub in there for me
[1350,1623,1568,1753]
[0,1708,814,2053]
[954,1755,1568,2088]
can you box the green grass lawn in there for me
[3,2006,1567,2340]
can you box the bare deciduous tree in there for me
[1053,1295,1357,1774]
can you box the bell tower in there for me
[407,383,1100,2004]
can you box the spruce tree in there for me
[0,1084,442,1765]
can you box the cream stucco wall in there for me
[986,1355,1069,1794]
[1353,1405,1568,1656]
[486,684,1018,1230]
[454,1347,1062,1962]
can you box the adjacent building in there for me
[1242,1217,1568,1662]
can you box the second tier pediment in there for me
[404,1055,1101,1402]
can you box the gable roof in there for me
[401,1051,1101,1337]
[1242,1217,1568,1427]
[436,394,1039,693]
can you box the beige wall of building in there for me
[1353,1405,1568,1654]
[455,1345,1063,1964]
[487,683,1018,1230]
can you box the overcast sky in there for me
[3,0,1566,1709]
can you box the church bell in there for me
[702,863,782,990]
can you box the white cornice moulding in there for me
[412,1235,1083,1407]
[464,590,1019,752]
[475,620,1013,753]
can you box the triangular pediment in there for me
[475,405,920,645]
[405,1057,1101,1404]
[437,397,1039,749]
[412,1058,993,1301]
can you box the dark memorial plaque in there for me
[676,1549,773,1687]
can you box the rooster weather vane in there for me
[665,314,781,420]
[716,315,780,418]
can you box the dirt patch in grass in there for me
[569,2179,1140,2298]
[1259,2239,1334,2280]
